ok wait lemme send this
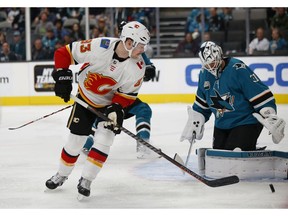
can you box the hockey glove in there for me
[180,106,205,142]
[253,107,286,144]
[143,64,156,81]
[52,69,73,102]
[104,103,125,134]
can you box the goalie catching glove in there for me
[253,107,286,144]
[180,106,205,143]
[104,103,125,134]
[52,69,73,102]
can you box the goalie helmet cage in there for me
[70,94,239,187]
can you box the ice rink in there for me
[0,103,287,212]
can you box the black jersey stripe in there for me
[195,95,209,109]
[250,91,274,107]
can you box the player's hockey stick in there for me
[8,105,72,130]
[185,132,196,167]
[70,94,239,187]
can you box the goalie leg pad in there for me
[204,149,288,179]
[197,148,209,175]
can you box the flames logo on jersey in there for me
[84,72,117,95]
[134,77,143,87]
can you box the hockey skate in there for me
[77,177,92,200]
[45,173,68,190]
[136,142,151,159]
[136,140,161,159]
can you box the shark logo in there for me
[233,63,246,70]
[210,90,235,118]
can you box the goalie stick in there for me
[184,132,196,167]
[8,105,72,130]
[70,94,239,187]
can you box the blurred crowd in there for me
[0,7,287,62]
[174,7,288,57]
[0,7,155,62]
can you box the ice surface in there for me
[0,103,287,213]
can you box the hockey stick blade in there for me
[70,94,240,187]
[174,153,239,186]
[8,105,72,130]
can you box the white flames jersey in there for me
[68,37,146,107]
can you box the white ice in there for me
[0,103,287,214]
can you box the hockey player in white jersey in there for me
[45,21,151,198]
[180,41,286,150]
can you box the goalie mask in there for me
[198,41,223,78]
[120,21,150,57]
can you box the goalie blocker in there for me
[197,148,288,180]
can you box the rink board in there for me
[0,56,287,105]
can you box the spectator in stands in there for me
[90,26,101,38]
[62,33,72,45]
[0,31,6,53]
[97,17,109,37]
[0,9,7,22]
[220,8,233,24]
[186,8,210,33]
[10,30,26,60]
[130,8,149,27]
[220,8,233,32]
[42,8,58,24]
[7,8,20,24]
[0,42,18,62]
[207,8,225,32]
[31,38,49,60]
[66,8,85,22]
[12,8,25,33]
[54,19,70,44]
[269,27,287,54]
[42,28,59,55]
[203,32,211,42]
[69,23,85,42]
[34,11,54,37]
[248,27,270,55]
[174,32,200,57]
[270,8,288,31]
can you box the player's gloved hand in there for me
[52,69,73,102]
[180,106,205,143]
[143,64,156,81]
[253,107,286,144]
[104,103,124,134]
